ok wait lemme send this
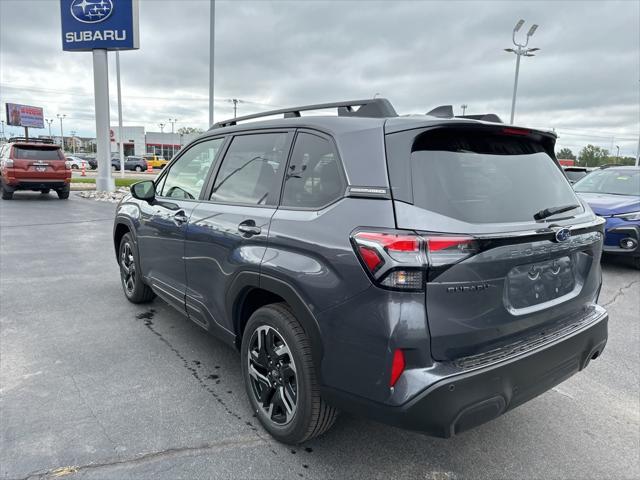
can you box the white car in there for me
[65,156,89,170]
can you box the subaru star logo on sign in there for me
[60,0,139,51]
[70,0,114,24]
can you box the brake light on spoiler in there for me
[351,230,477,291]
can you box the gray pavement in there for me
[1,192,639,480]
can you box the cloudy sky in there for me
[1,0,638,156]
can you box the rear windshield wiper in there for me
[534,204,580,221]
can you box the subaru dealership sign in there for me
[60,0,139,51]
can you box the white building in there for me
[110,126,145,156]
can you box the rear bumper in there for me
[323,305,608,437]
[2,179,70,191]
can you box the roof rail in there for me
[211,98,398,129]
[425,105,503,123]
[8,137,55,144]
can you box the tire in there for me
[118,232,155,303]
[135,165,143,172]
[241,303,337,444]
[1,185,13,200]
[632,256,640,270]
[72,165,79,170]
[40,189,50,194]
[56,187,70,199]
[112,165,117,172]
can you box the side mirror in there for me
[130,180,156,203]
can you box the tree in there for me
[556,147,576,160]
[578,144,609,167]
[177,127,204,135]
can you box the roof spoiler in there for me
[426,105,503,124]
[211,98,398,129]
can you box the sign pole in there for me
[93,49,114,192]
[116,50,125,178]
[24,127,29,141]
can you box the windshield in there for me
[574,169,640,196]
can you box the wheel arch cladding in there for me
[230,275,324,372]
[113,221,131,259]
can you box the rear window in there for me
[564,170,587,182]
[387,128,581,224]
[12,146,63,161]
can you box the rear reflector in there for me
[357,245,383,273]
[390,349,406,387]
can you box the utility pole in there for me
[70,130,77,154]
[45,119,54,139]
[504,19,540,124]
[159,122,165,159]
[461,104,468,115]
[228,98,243,118]
[57,113,66,149]
[616,145,620,163]
[209,0,215,127]
[168,118,178,158]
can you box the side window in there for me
[281,133,345,209]
[210,133,288,205]
[158,138,224,200]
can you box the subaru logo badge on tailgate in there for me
[555,228,571,242]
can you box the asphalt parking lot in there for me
[1,193,639,480]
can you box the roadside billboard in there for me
[5,103,45,128]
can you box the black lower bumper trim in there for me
[322,309,608,437]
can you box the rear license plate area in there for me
[35,166,47,172]
[506,256,576,310]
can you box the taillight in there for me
[352,230,478,290]
[352,230,426,291]
[390,349,405,387]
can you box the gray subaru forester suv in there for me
[113,99,608,444]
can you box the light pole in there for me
[504,19,540,124]
[45,119,54,139]
[616,145,620,163]
[1,120,6,140]
[158,122,165,159]
[56,114,66,149]
[70,130,77,154]
[461,104,468,115]
[168,118,178,158]
[209,0,215,127]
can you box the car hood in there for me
[577,192,640,216]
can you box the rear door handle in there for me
[238,220,261,236]
[173,210,189,225]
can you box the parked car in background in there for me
[563,165,591,184]
[66,155,89,170]
[142,153,168,169]
[77,154,97,170]
[112,156,147,172]
[574,166,640,268]
[113,98,608,444]
[0,137,71,199]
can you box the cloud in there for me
[1,0,638,156]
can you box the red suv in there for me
[0,138,71,200]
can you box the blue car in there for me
[574,166,640,268]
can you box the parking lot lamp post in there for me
[56,114,66,149]
[168,118,178,158]
[504,19,539,124]
[159,122,165,159]
[45,119,54,139]
[461,104,468,115]
[70,130,77,154]
[1,120,5,140]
